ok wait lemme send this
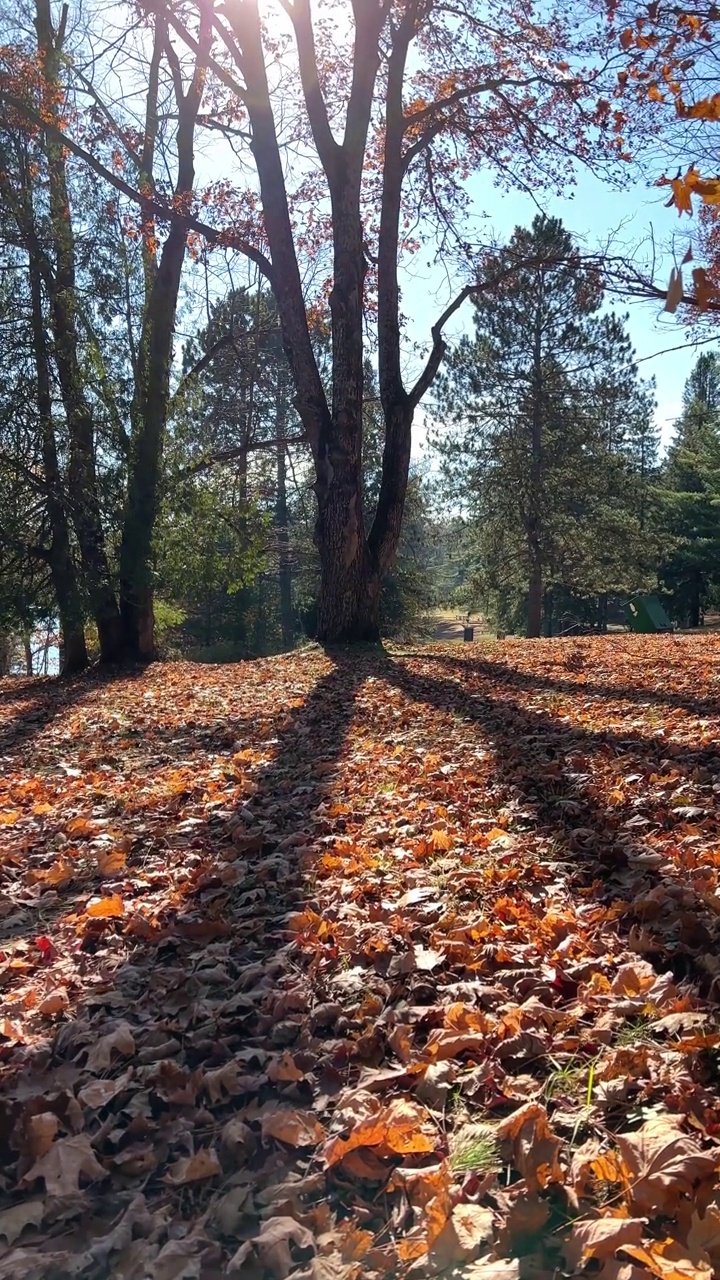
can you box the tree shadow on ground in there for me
[0,668,148,763]
[382,653,720,989]
[5,643,720,1271]
[427,644,720,722]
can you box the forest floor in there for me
[2,636,720,1279]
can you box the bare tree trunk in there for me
[24,636,33,676]
[526,294,544,640]
[275,434,294,650]
[27,238,89,675]
[0,635,11,677]
[35,0,121,663]
[527,559,543,639]
[118,11,209,661]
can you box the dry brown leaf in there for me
[95,847,127,876]
[262,1108,326,1148]
[78,1068,133,1109]
[266,1051,304,1082]
[163,1148,221,1185]
[324,1097,436,1166]
[228,1216,316,1278]
[563,1217,646,1269]
[0,1199,44,1245]
[615,1115,718,1215]
[622,1240,712,1280]
[27,857,74,888]
[688,1206,720,1267]
[430,1204,494,1269]
[20,1134,107,1195]
[84,893,125,918]
[38,987,69,1017]
[25,1112,59,1160]
[496,1102,563,1193]
[86,1021,136,1070]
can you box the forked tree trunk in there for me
[35,0,121,665]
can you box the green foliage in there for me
[431,215,659,635]
[656,354,720,626]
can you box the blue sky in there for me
[403,166,709,452]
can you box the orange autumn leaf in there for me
[324,1099,436,1167]
[84,894,125,919]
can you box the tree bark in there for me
[27,243,89,675]
[34,0,121,663]
[526,281,544,640]
[118,10,209,661]
[527,559,543,639]
[275,434,294,650]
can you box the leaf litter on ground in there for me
[1,636,720,1276]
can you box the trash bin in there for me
[463,626,474,642]
[625,594,672,634]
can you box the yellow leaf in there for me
[0,810,20,825]
[430,829,452,850]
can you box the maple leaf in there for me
[261,1108,326,1147]
[20,1134,107,1195]
[563,1217,646,1269]
[324,1098,437,1166]
[615,1115,719,1215]
[496,1103,564,1193]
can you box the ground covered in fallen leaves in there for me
[2,636,720,1280]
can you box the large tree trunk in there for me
[27,247,89,675]
[35,0,121,664]
[117,13,207,662]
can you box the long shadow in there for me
[383,654,720,986]
[426,647,720,722]
[0,667,147,764]
[8,641,720,1271]
[0,650,374,1266]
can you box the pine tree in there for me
[432,215,658,635]
[659,354,720,626]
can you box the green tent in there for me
[625,594,673,634]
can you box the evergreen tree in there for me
[432,215,658,636]
[658,353,720,627]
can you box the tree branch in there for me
[0,91,275,281]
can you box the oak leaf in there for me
[563,1217,646,1269]
[0,1199,44,1245]
[430,1204,494,1268]
[496,1103,563,1193]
